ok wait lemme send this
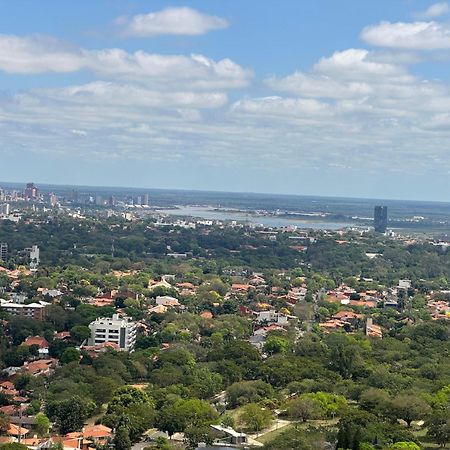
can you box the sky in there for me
[2,1,450,201]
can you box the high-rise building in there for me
[28,245,40,269]
[374,206,388,233]
[24,183,38,200]
[71,190,79,203]
[141,193,149,206]
[0,243,7,262]
[0,204,10,216]
[95,195,103,206]
[87,314,136,351]
[48,193,57,207]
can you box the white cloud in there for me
[4,25,450,183]
[37,81,228,109]
[0,34,252,89]
[314,49,411,80]
[0,34,84,74]
[232,96,332,119]
[118,7,228,37]
[265,49,414,101]
[413,2,450,19]
[361,21,450,50]
[71,129,87,136]
[266,72,372,99]
[88,50,251,89]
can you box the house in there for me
[39,288,63,298]
[89,297,114,307]
[23,359,57,376]
[0,404,28,417]
[155,296,180,308]
[83,424,112,443]
[366,318,383,338]
[148,304,168,314]
[231,284,253,293]
[176,282,196,296]
[54,331,71,341]
[209,424,247,445]
[20,437,55,449]
[0,381,15,392]
[148,279,174,291]
[23,336,49,358]
[332,311,364,326]
[254,324,287,336]
[200,311,213,319]
[176,282,195,290]
[8,423,29,440]
[256,310,289,325]
[66,424,113,447]
[82,342,120,358]
[319,319,349,332]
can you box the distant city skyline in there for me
[2,1,450,201]
[3,179,450,206]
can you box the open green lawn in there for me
[256,423,294,444]
[412,428,445,450]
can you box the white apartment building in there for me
[0,204,10,216]
[87,314,136,351]
[27,245,40,270]
[0,243,7,262]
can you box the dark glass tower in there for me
[374,206,388,233]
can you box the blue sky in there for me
[2,0,450,200]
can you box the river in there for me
[156,206,351,230]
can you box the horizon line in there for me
[1,179,450,206]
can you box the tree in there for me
[390,395,430,427]
[226,380,274,408]
[239,404,273,433]
[302,392,347,418]
[35,412,51,437]
[359,388,390,416]
[427,409,450,448]
[287,397,322,422]
[60,347,81,365]
[107,386,153,414]
[153,437,173,449]
[336,409,375,450]
[14,374,31,392]
[113,426,132,450]
[388,443,421,450]
[0,412,10,434]
[157,398,218,437]
[156,405,184,438]
[221,414,235,428]
[0,444,29,450]
[69,325,91,344]
[326,333,361,379]
[46,396,91,434]
[264,335,290,355]
[102,387,155,440]
[184,424,214,449]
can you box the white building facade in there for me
[87,314,137,351]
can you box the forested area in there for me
[0,215,449,450]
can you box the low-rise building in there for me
[23,336,50,358]
[155,296,180,307]
[0,300,50,320]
